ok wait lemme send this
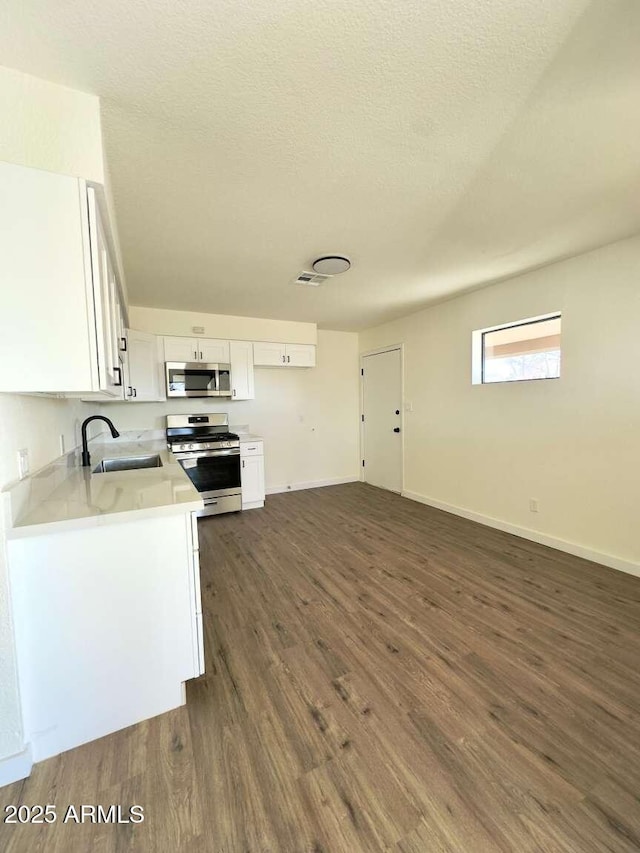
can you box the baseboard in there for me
[402,490,640,579]
[267,476,359,496]
[0,745,32,788]
[242,500,264,510]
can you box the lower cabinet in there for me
[8,510,203,763]
[241,441,265,509]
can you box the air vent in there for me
[292,270,331,287]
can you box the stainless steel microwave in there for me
[165,362,232,397]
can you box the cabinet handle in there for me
[133,387,137,398]
[194,350,198,360]
[199,351,203,360]
[242,460,245,468]
[232,389,236,397]
[127,386,133,398]
[120,336,127,352]
[287,355,291,363]
[113,366,122,386]
[282,354,286,363]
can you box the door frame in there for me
[359,344,405,492]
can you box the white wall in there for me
[360,236,640,573]
[0,64,103,181]
[129,306,317,345]
[102,330,360,491]
[0,66,105,762]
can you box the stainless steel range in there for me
[166,413,241,517]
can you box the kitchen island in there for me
[2,435,205,777]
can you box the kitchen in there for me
[0,156,360,770]
[2,2,640,851]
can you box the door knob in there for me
[393,427,401,433]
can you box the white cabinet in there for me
[8,511,202,763]
[253,342,316,367]
[286,343,316,367]
[253,341,286,366]
[164,336,198,363]
[230,340,255,400]
[0,161,126,396]
[123,329,166,402]
[199,338,230,363]
[87,188,124,397]
[241,440,265,509]
[163,336,229,363]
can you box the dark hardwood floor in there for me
[2,482,640,852]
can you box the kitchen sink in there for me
[92,454,163,473]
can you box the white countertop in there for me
[238,433,263,443]
[5,437,203,539]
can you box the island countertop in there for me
[4,436,203,539]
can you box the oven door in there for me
[176,449,241,498]
[165,362,231,398]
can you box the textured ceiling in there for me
[1,0,639,330]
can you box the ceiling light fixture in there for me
[312,255,351,276]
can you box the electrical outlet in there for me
[529,498,539,513]
[17,448,29,479]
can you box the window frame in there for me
[472,311,562,386]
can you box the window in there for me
[472,313,561,384]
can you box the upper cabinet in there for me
[0,162,126,396]
[285,344,316,367]
[253,342,316,368]
[199,338,230,363]
[88,189,125,396]
[164,337,229,364]
[123,330,166,402]
[252,341,285,366]
[229,340,254,400]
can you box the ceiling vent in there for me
[292,270,332,287]
[292,256,351,287]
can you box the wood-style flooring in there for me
[2,483,640,852]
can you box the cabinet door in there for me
[241,454,265,506]
[253,341,286,366]
[285,344,316,367]
[87,189,121,396]
[198,338,230,363]
[164,336,198,363]
[126,329,161,401]
[0,163,96,393]
[229,340,255,400]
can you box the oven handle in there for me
[172,448,240,460]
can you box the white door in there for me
[199,338,230,363]
[285,344,316,367]
[362,348,402,492]
[253,341,286,366]
[230,340,255,400]
[164,336,199,363]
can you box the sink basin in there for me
[93,454,163,473]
